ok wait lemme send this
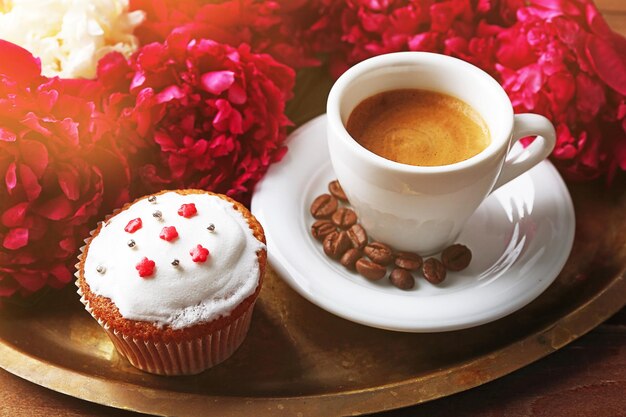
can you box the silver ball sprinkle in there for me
[152,210,162,219]
[96,265,106,274]
[171,259,180,267]
[127,239,136,248]
[148,195,157,203]
[207,223,215,232]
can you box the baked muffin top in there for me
[83,190,265,329]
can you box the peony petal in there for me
[49,264,72,285]
[156,85,185,103]
[18,164,42,201]
[547,71,575,108]
[530,0,582,15]
[0,40,42,85]
[209,134,235,157]
[166,29,192,59]
[575,73,605,120]
[0,127,16,142]
[55,93,94,125]
[154,131,178,151]
[1,202,29,227]
[59,237,75,253]
[72,184,102,220]
[430,2,456,33]
[408,33,438,52]
[135,88,155,136]
[8,251,37,266]
[37,89,59,113]
[131,70,147,90]
[228,83,247,105]
[57,166,81,201]
[168,154,188,179]
[33,195,73,220]
[5,162,17,192]
[13,271,46,293]
[19,140,49,177]
[191,139,208,156]
[137,42,169,70]
[20,112,53,137]
[213,98,232,131]
[229,108,243,134]
[3,227,29,250]
[97,51,131,90]
[59,118,80,146]
[200,71,235,95]
[586,35,626,96]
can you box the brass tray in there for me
[1,68,625,416]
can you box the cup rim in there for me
[326,52,514,174]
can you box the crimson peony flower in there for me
[307,0,501,78]
[129,0,320,69]
[0,41,129,299]
[495,0,626,181]
[96,32,295,204]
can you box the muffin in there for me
[76,190,266,375]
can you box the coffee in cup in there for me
[327,52,556,254]
[346,89,490,167]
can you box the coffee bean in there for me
[422,258,446,284]
[394,251,423,271]
[340,248,362,270]
[310,194,338,219]
[331,207,358,229]
[356,258,386,281]
[364,241,393,265]
[390,268,415,290]
[347,224,368,249]
[328,180,348,202]
[323,230,352,259]
[311,220,336,241]
[441,244,472,271]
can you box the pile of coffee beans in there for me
[310,180,472,290]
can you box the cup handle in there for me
[492,113,556,191]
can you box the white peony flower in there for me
[0,0,145,78]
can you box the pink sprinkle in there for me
[159,226,179,241]
[178,203,197,218]
[190,244,209,263]
[124,218,142,233]
[136,257,155,278]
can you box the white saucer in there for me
[251,115,575,332]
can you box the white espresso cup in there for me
[327,52,556,255]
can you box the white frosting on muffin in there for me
[84,191,265,329]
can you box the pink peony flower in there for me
[0,41,129,299]
[96,33,295,204]
[495,0,626,181]
[307,0,502,78]
[129,0,320,69]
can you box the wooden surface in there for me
[1,2,625,416]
